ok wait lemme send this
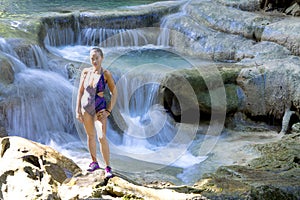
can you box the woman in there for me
[76,47,117,178]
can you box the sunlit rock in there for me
[0,136,81,199]
[237,56,300,121]
[261,18,300,56]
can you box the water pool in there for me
[1,0,171,16]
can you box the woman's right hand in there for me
[76,111,83,123]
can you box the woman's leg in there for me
[82,111,97,162]
[97,113,110,167]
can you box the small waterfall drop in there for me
[18,45,49,69]
[1,39,50,71]
[108,64,202,170]
[0,52,27,73]
[44,23,76,47]
[44,16,150,47]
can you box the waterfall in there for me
[43,13,160,47]
[111,65,179,153]
[1,37,76,143]
[0,1,213,185]
[44,23,76,47]
[0,39,49,70]
[45,25,150,47]
[79,28,148,47]
[6,68,76,143]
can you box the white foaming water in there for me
[7,68,76,143]
[46,45,91,63]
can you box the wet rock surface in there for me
[193,132,300,200]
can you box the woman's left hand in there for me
[96,110,110,121]
[105,109,111,117]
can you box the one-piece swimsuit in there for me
[81,68,106,116]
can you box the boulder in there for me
[95,176,205,200]
[0,136,81,199]
[185,1,272,40]
[261,18,300,56]
[0,136,205,200]
[159,63,246,122]
[163,15,255,61]
[217,0,262,11]
[237,56,300,120]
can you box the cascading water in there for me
[0,38,78,144]
[7,69,76,143]
[45,24,150,48]
[113,67,177,148]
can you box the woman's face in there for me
[90,50,103,67]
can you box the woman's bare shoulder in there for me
[82,67,92,74]
[103,68,111,74]
[103,69,113,82]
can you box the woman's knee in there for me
[98,136,107,144]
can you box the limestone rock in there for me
[194,133,300,199]
[96,176,205,200]
[159,63,246,122]
[0,136,81,200]
[185,1,272,40]
[0,136,206,199]
[217,0,262,11]
[237,56,300,120]
[261,18,300,56]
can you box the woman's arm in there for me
[76,68,88,122]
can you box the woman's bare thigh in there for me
[82,111,96,136]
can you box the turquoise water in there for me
[0,0,170,16]
[49,45,198,70]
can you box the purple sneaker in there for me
[105,166,113,178]
[87,162,100,172]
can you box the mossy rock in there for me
[160,63,246,118]
[0,18,44,45]
[0,53,14,84]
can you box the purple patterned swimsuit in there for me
[82,69,106,116]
